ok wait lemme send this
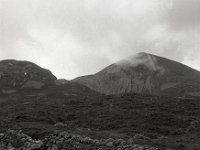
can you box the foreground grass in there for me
[0,90,200,149]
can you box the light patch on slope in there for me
[186,91,200,97]
[2,90,16,94]
[161,82,177,90]
[22,80,44,89]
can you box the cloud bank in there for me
[0,0,200,79]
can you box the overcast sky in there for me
[0,0,200,79]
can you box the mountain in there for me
[0,59,99,97]
[0,58,200,149]
[0,59,57,94]
[73,52,200,96]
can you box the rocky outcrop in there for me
[0,130,43,150]
[0,130,159,150]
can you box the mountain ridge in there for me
[73,52,200,96]
[1,53,200,96]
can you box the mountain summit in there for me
[73,52,200,96]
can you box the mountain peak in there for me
[117,52,154,64]
[74,53,200,96]
[116,52,163,72]
[135,52,152,56]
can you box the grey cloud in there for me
[0,0,200,79]
[163,0,200,30]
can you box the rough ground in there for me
[0,130,159,150]
[0,91,200,149]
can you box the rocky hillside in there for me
[0,59,57,94]
[73,52,200,95]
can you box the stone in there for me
[106,141,114,147]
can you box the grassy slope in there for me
[0,89,200,149]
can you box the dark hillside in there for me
[0,91,200,149]
[0,59,56,95]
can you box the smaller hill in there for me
[0,59,57,94]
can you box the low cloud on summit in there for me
[0,0,200,79]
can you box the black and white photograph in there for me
[0,0,200,149]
